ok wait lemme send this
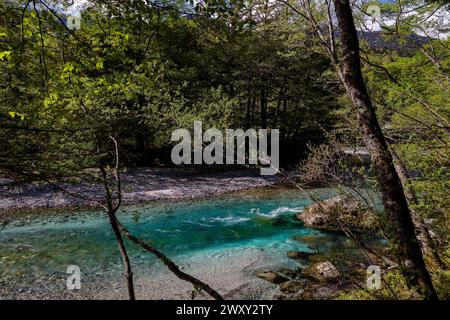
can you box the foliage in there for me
[0,0,339,179]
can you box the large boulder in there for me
[297,196,378,232]
[304,261,340,282]
[314,261,340,279]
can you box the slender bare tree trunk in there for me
[332,0,437,299]
[261,84,268,129]
[99,163,136,300]
[107,210,136,300]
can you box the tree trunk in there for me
[391,149,445,269]
[332,0,437,299]
[261,84,268,129]
[107,211,136,300]
[246,77,252,130]
[98,161,136,300]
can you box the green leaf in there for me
[0,51,12,61]
[96,60,104,70]
[8,112,25,121]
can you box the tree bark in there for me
[261,84,268,129]
[246,76,252,130]
[99,160,136,300]
[332,0,437,299]
[107,211,136,300]
[391,149,445,269]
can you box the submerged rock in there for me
[292,234,338,251]
[277,268,300,279]
[257,271,289,284]
[279,280,307,293]
[297,196,378,232]
[287,251,313,260]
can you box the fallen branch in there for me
[116,218,224,300]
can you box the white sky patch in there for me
[359,3,450,39]
[44,0,87,16]
[66,0,87,15]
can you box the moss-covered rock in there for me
[297,196,379,232]
[304,261,340,282]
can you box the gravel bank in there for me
[0,167,285,212]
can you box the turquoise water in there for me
[0,187,344,279]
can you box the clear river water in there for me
[0,186,352,298]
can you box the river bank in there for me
[0,167,290,213]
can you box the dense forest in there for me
[0,0,449,301]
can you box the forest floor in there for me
[0,167,286,212]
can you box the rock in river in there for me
[257,271,289,284]
[279,280,308,294]
[305,261,340,282]
[287,251,313,260]
[297,196,378,232]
